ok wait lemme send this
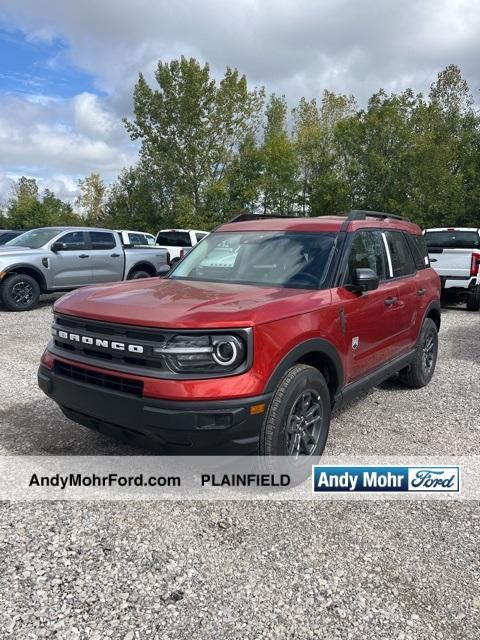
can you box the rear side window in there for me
[406,234,429,270]
[57,231,89,251]
[90,232,116,250]
[425,230,480,249]
[344,231,387,284]
[156,232,192,247]
[384,231,415,278]
[195,232,208,243]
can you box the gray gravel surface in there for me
[0,298,479,639]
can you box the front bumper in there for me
[38,365,271,454]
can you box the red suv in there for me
[38,211,441,457]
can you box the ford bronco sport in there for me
[38,211,441,457]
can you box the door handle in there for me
[384,296,397,307]
[110,253,121,258]
[417,288,426,296]
[79,254,89,259]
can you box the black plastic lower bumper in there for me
[38,366,271,454]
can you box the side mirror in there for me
[347,268,380,293]
[51,242,67,252]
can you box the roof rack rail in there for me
[340,209,410,231]
[347,209,410,222]
[227,213,300,224]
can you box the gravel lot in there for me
[0,298,479,639]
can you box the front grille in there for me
[54,361,143,397]
[53,314,167,371]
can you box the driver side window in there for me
[344,231,387,285]
[56,231,88,251]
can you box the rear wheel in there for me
[466,287,480,311]
[260,364,331,458]
[399,318,438,388]
[1,273,40,311]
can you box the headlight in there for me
[153,334,247,373]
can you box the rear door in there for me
[339,230,401,382]
[50,231,92,288]
[88,231,124,283]
[382,230,418,355]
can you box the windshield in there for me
[170,231,337,289]
[425,230,480,249]
[5,228,63,249]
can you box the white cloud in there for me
[73,92,115,139]
[1,0,480,202]
[0,94,137,203]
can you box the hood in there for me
[55,278,332,328]
[0,246,46,258]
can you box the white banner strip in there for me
[0,456,479,501]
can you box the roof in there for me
[218,214,422,235]
[116,229,156,235]
[157,229,208,234]
[30,226,118,233]
[425,227,479,232]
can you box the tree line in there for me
[1,60,479,232]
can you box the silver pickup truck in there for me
[0,227,170,311]
[425,227,480,311]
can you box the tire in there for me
[466,287,480,311]
[260,364,331,458]
[0,273,41,311]
[399,318,438,388]
[128,269,151,280]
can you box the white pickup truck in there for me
[424,227,480,311]
[155,229,208,264]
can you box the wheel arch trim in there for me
[1,263,47,292]
[264,338,344,395]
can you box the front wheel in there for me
[1,273,41,311]
[399,318,438,388]
[259,364,331,458]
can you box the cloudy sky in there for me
[0,0,479,203]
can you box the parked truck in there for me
[424,227,480,311]
[0,227,170,311]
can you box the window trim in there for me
[381,230,417,281]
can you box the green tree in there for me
[42,189,82,226]
[5,177,82,228]
[75,173,106,224]
[125,57,264,224]
[260,95,299,214]
[294,91,356,215]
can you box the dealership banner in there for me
[0,456,479,500]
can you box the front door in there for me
[50,231,92,288]
[338,230,404,383]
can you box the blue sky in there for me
[0,0,479,205]
[0,25,99,101]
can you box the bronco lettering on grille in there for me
[53,329,144,354]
